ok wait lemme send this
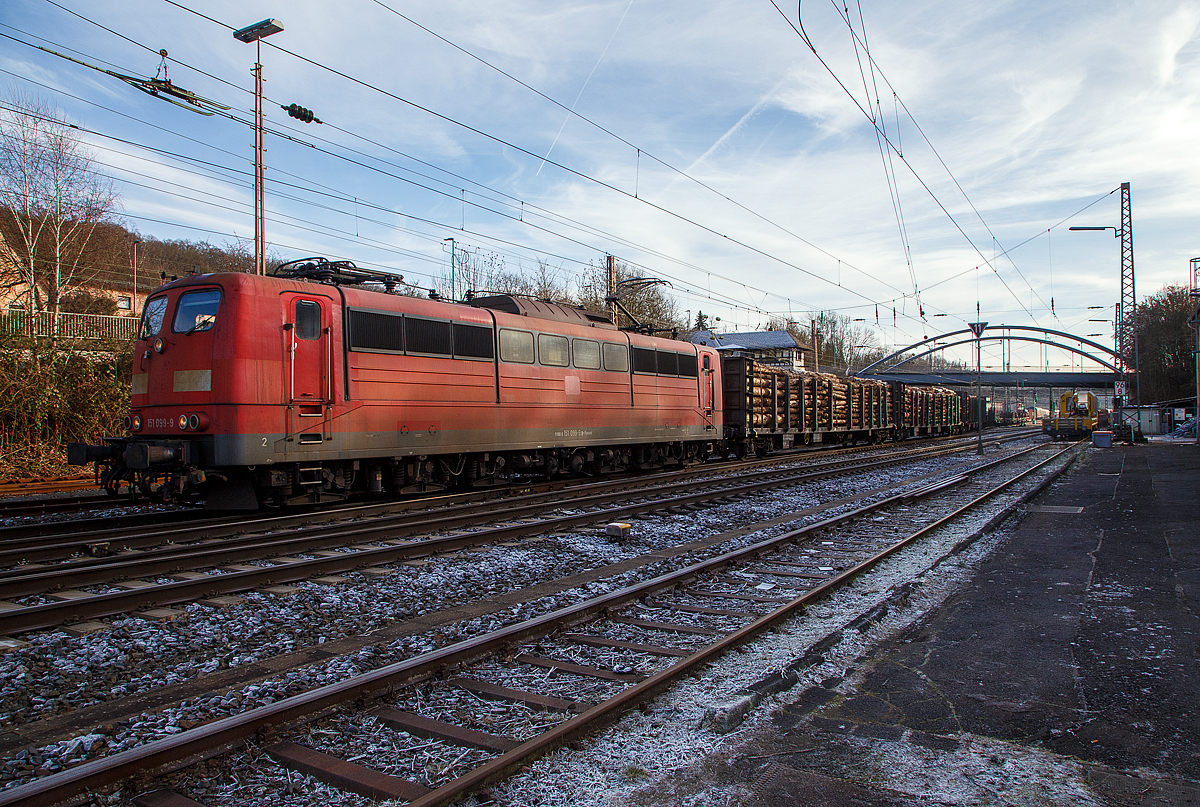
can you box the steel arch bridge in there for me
[858,326,1122,390]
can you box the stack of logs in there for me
[738,360,892,432]
[901,385,961,428]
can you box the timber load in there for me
[897,384,963,436]
[721,357,894,449]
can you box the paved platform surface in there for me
[729,443,1200,805]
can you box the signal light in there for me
[131,414,143,432]
[282,103,321,124]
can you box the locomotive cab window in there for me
[538,334,569,367]
[139,296,169,340]
[294,300,321,340]
[499,329,535,363]
[172,289,221,334]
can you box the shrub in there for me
[0,334,131,478]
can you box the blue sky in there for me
[3,0,1198,370]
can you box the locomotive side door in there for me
[700,352,716,428]
[283,294,333,439]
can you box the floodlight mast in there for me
[1069,182,1138,431]
[233,19,284,276]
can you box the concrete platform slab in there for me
[699,443,1200,804]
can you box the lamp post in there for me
[131,239,142,316]
[969,322,987,454]
[234,18,284,276]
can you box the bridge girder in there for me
[864,335,1119,375]
[860,326,1121,384]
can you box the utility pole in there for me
[811,319,820,374]
[234,18,284,276]
[606,254,617,324]
[131,239,141,316]
[444,238,456,300]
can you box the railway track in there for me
[0,492,155,521]
[0,478,97,499]
[0,432,1033,636]
[0,428,1036,547]
[0,438,1078,806]
[0,428,1038,530]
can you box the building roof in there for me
[690,329,806,351]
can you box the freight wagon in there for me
[721,358,967,455]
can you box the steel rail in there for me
[404,441,1079,807]
[13,431,1037,566]
[0,442,1070,807]
[0,428,1036,547]
[0,432,1007,574]
[0,437,1019,634]
[0,494,115,518]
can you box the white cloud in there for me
[4,0,1198,366]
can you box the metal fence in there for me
[0,310,139,341]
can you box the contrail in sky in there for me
[537,0,636,176]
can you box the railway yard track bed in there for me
[0,448,988,745]
[0,435,1080,806]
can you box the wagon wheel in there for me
[100,466,124,498]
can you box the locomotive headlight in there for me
[131,414,143,432]
[153,337,165,353]
[177,414,189,430]
[186,413,209,431]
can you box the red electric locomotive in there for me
[69,259,724,507]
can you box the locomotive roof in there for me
[469,295,616,330]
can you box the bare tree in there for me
[0,91,118,323]
[800,311,883,375]
[577,257,685,335]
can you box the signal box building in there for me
[690,329,813,373]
